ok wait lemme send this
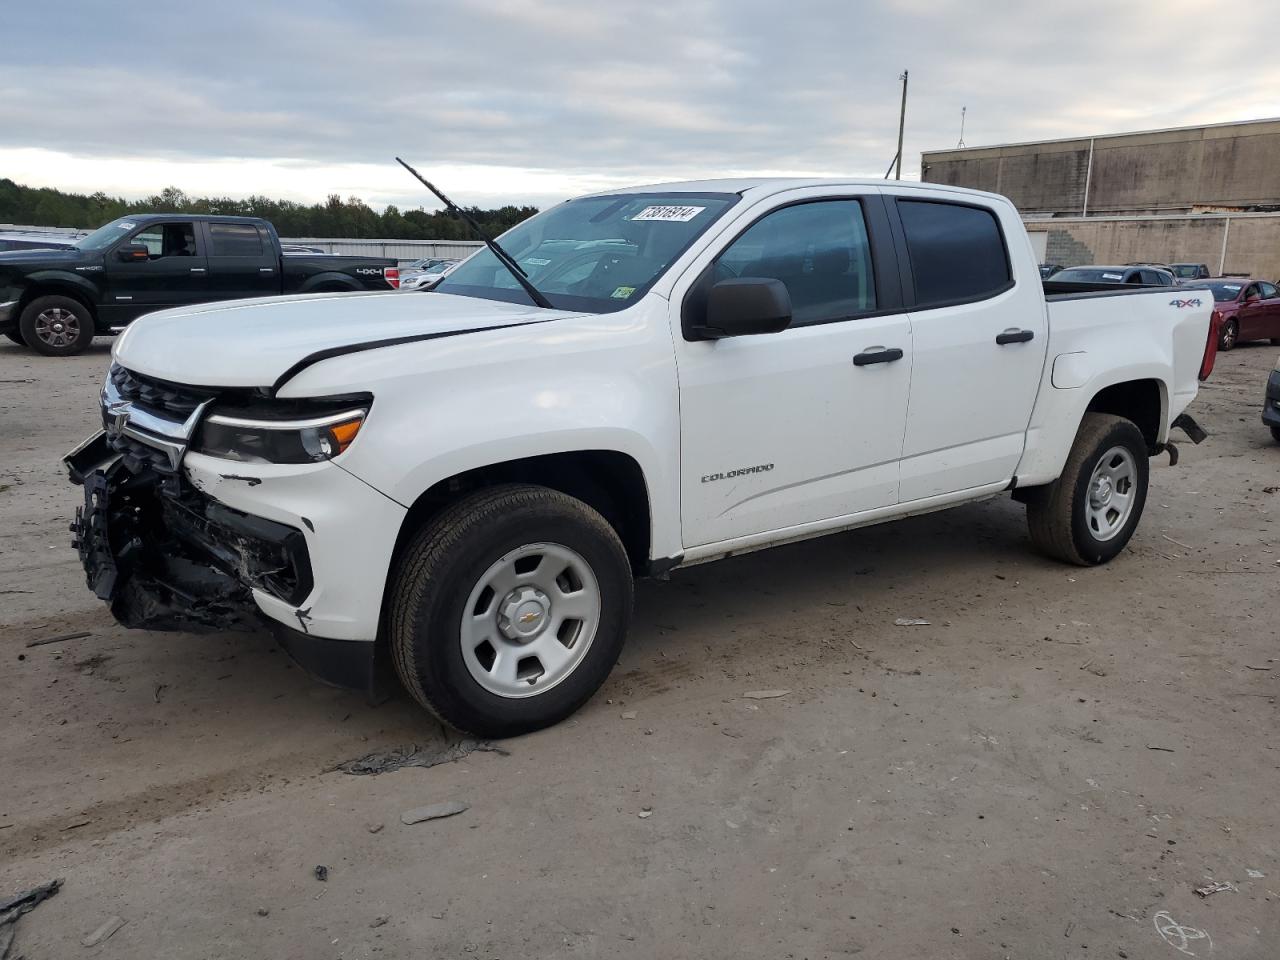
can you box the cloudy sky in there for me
[5,0,1280,211]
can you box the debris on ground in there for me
[24,631,91,648]
[894,618,930,626]
[371,916,388,928]
[313,865,328,882]
[401,801,469,825]
[1193,879,1235,898]
[81,915,126,947]
[335,740,508,776]
[256,908,270,917]
[1247,869,1265,878]
[0,878,62,959]
[741,690,790,700]
[620,710,637,720]
[366,822,384,834]
[1146,745,1176,752]
[638,807,653,819]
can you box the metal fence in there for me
[0,224,483,264]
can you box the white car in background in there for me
[399,258,459,290]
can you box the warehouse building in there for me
[921,118,1280,277]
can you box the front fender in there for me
[279,303,684,561]
[19,270,102,309]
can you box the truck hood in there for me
[0,247,88,265]
[114,291,579,389]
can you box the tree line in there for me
[0,178,538,239]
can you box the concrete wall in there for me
[1027,213,1280,278]
[922,118,1280,216]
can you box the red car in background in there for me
[1188,278,1280,350]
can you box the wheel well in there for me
[18,285,98,325]
[1086,379,1163,451]
[390,450,653,577]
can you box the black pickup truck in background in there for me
[0,214,399,355]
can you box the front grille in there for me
[108,363,215,418]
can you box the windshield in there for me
[1052,268,1130,283]
[1186,281,1244,302]
[1171,264,1202,278]
[435,192,739,311]
[75,217,142,251]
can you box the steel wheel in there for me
[460,541,601,698]
[33,307,81,349]
[1085,445,1137,541]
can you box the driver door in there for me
[102,220,209,324]
[671,190,912,549]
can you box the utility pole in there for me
[894,70,909,180]
[957,106,966,148]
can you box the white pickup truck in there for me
[65,178,1215,737]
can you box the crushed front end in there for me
[64,363,406,693]
[65,366,313,633]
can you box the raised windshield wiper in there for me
[395,157,553,309]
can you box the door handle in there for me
[853,346,904,366]
[189,267,206,274]
[996,328,1034,345]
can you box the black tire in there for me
[3,329,26,346]
[388,484,633,738]
[18,295,95,357]
[1219,318,1239,351]
[1025,413,1150,566]
[1271,425,1280,444]
[1270,338,1280,346]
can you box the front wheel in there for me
[388,484,633,738]
[1025,413,1150,565]
[18,295,95,356]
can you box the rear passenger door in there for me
[200,222,279,302]
[1252,281,1280,341]
[889,194,1049,502]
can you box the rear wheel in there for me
[1219,318,1239,351]
[1026,413,1150,565]
[388,484,633,738]
[18,295,95,357]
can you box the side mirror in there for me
[696,277,792,340]
[116,243,149,262]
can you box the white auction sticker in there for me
[631,205,706,223]
[1102,273,1123,280]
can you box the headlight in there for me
[194,403,369,464]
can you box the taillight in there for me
[1199,310,1221,381]
[384,267,400,290]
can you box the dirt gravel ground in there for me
[1,336,1278,959]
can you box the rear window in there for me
[208,222,264,257]
[897,200,1011,308]
[1053,268,1130,283]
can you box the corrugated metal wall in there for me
[280,238,484,262]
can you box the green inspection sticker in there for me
[610,286,636,299]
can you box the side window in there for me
[131,223,197,259]
[208,222,264,257]
[1259,281,1278,299]
[1244,283,1261,301]
[897,200,1011,307]
[713,200,877,325]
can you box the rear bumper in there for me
[1263,370,1280,427]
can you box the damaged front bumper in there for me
[67,432,313,632]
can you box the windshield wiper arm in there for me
[395,157,553,309]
